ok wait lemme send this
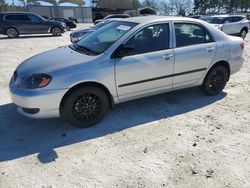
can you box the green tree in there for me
[0,0,8,12]
[131,0,141,9]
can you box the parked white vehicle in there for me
[9,16,245,127]
[205,15,249,38]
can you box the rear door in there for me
[173,22,216,88]
[4,14,31,34]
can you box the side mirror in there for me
[112,44,136,59]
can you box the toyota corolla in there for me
[9,16,245,128]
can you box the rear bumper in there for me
[229,55,245,75]
[9,78,68,119]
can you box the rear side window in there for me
[232,16,244,22]
[174,23,214,48]
[5,14,30,21]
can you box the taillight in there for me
[240,42,244,50]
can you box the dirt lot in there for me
[0,24,250,188]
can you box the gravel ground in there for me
[0,24,250,188]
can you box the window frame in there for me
[172,21,215,48]
[4,14,30,22]
[113,21,173,58]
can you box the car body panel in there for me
[0,12,65,35]
[9,16,245,118]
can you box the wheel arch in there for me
[241,26,248,32]
[207,60,231,81]
[5,27,19,35]
[50,25,63,33]
[59,81,115,118]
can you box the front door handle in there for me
[207,47,215,52]
[162,54,174,60]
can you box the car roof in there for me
[122,16,202,24]
[209,14,245,18]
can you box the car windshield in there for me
[94,20,112,29]
[205,17,224,24]
[77,21,137,55]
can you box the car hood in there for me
[16,46,97,77]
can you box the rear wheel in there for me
[51,27,62,36]
[62,86,110,128]
[240,28,248,39]
[202,66,228,96]
[6,28,18,38]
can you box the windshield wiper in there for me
[69,43,92,55]
[79,45,99,56]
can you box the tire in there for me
[51,27,62,36]
[6,28,18,38]
[61,86,110,128]
[202,65,228,96]
[240,28,248,39]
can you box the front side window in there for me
[77,21,137,55]
[122,23,170,55]
[174,23,214,48]
[28,15,42,22]
[222,17,233,23]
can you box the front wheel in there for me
[61,86,110,128]
[202,66,228,96]
[51,27,62,36]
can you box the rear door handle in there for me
[162,54,174,60]
[207,47,215,52]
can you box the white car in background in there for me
[205,15,249,38]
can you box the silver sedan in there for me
[9,16,245,128]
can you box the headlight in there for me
[18,73,52,89]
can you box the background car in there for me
[94,14,130,25]
[48,17,77,31]
[70,19,119,43]
[9,17,245,128]
[204,15,249,38]
[68,17,78,23]
[0,12,66,38]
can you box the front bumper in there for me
[9,78,68,119]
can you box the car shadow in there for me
[0,88,227,163]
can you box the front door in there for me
[115,23,175,101]
[173,22,217,88]
[27,14,50,34]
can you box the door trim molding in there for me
[118,68,207,87]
